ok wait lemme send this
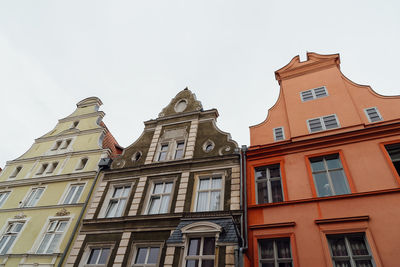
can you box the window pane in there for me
[135,247,147,264]
[355,260,373,267]
[186,260,199,267]
[269,166,280,178]
[113,187,123,198]
[98,248,110,264]
[153,183,163,194]
[211,178,222,189]
[71,185,84,203]
[105,201,117,217]
[277,239,291,258]
[349,236,369,256]
[148,197,161,214]
[257,181,269,204]
[188,238,200,256]
[329,237,348,256]
[259,239,274,259]
[158,151,167,161]
[115,199,126,216]
[57,221,67,232]
[199,179,210,190]
[0,236,8,254]
[196,192,208,211]
[314,173,332,197]
[255,168,267,179]
[310,159,325,172]
[164,182,173,193]
[122,186,131,197]
[47,233,61,253]
[279,263,293,267]
[37,234,52,254]
[326,155,340,169]
[63,186,76,204]
[203,237,215,255]
[87,248,100,264]
[334,261,351,267]
[159,195,170,213]
[1,236,15,255]
[13,223,23,232]
[147,247,160,264]
[210,191,220,211]
[330,170,350,195]
[202,260,214,267]
[175,149,184,159]
[271,180,283,202]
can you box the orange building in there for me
[244,53,400,267]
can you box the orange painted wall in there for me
[246,53,400,267]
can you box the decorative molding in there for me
[249,222,295,229]
[13,212,27,219]
[35,128,104,143]
[315,215,369,225]
[55,208,70,217]
[58,111,105,123]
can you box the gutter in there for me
[238,145,248,267]
[57,158,112,267]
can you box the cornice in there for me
[58,111,105,123]
[35,128,104,143]
[144,109,219,126]
[315,215,369,225]
[6,148,110,165]
[0,171,97,188]
[0,203,83,213]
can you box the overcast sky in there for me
[0,0,399,167]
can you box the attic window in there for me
[364,107,383,122]
[174,99,187,113]
[301,86,328,102]
[9,166,22,179]
[273,127,285,141]
[132,151,142,162]
[202,140,215,153]
[307,114,340,133]
[71,121,79,128]
[45,162,58,174]
[51,141,62,151]
[60,139,72,150]
[36,164,49,175]
[76,158,88,171]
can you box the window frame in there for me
[300,86,328,102]
[0,191,10,208]
[193,173,225,212]
[61,183,86,205]
[9,166,22,179]
[364,107,383,123]
[0,219,26,255]
[99,183,133,218]
[144,178,176,215]
[36,217,70,254]
[258,237,293,266]
[22,186,46,207]
[153,128,188,162]
[130,242,163,267]
[183,236,216,267]
[381,141,400,181]
[307,114,340,133]
[255,164,284,204]
[75,158,89,171]
[273,127,285,142]
[80,243,114,267]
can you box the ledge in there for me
[315,215,369,224]
[250,222,296,229]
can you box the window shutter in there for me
[322,115,339,129]
[314,86,327,98]
[301,90,314,101]
[365,107,382,122]
[273,127,285,141]
[308,118,323,132]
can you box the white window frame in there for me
[130,242,163,267]
[61,183,86,204]
[99,183,132,218]
[22,187,45,207]
[255,164,284,204]
[79,243,114,267]
[258,237,293,266]
[273,127,285,141]
[0,191,10,208]
[153,128,188,162]
[0,219,26,255]
[300,86,328,102]
[364,107,383,123]
[156,143,169,162]
[144,179,175,215]
[36,217,70,254]
[193,173,224,212]
[174,140,185,160]
[307,114,340,133]
[327,233,375,267]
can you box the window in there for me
[157,144,169,161]
[105,185,131,218]
[63,184,85,204]
[300,86,328,101]
[364,107,382,122]
[307,114,340,133]
[273,127,285,141]
[76,158,88,171]
[51,140,62,151]
[146,181,173,214]
[85,247,111,266]
[23,187,45,207]
[0,192,10,207]
[45,162,58,174]
[185,237,215,267]
[0,221,24,255]
[132,246,161,267]
[309,154,350,197]
[174,141,185,159]
[385,143,400,176]
[258,238,293,267]
[9,166,22,179]
[60,139,72,150]
[72,121,79,128]
[195,176,222,212]
[327,233,374,267]
[255,164,284,204]
[36,163,49,175]
[37,220,68,254]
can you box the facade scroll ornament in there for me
[56,208,70,217]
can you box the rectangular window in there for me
[174,141,185,159]
[385,143,400,176]
[9,166,22,179]
[51,140,62,151]
[105,185,131,218]
[157,144,169,161]
[0,192,10,208]
[327,233,374,267]
[36,163,49,175]
[76,158,88,171]
[63,184,85,204]
[185,237,215,267]
[60,139,72,150]
[195,176,222,212]
[364,107,382,122]
[307,114,340,133]
[273,127,285,141]
[255,164,284,204]
[86,247,111,265]
[0,222,24,255]
[146,181,173,214]
[37,220,68,254]
[300,86,328,102]
[45,162,58,174]
[259,238,292,267]
[309,154,350,197]
[132,246,161,266]
[23,187,45,207]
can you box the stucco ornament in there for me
[158,88,203,117]
[218,145,231,156]
[56,208,70,217]
[14,212,27,219]
[112,158,126,169]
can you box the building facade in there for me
[245,53,400,267]
[66,89,242,267]
[0,97,121,267]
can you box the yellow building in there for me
[0,97,121,267]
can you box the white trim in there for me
[58,182,88,205]
[193,172,225,212]
[79,242,115,267]
[20,186,47,208]
[300,86,328,102]
[273,127,285,141]
[364,107,383,123]
[130,242,163,267]
[99,182,134,218]
[307,114,340,133]
[143,177,176,215]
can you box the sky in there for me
[0,0,399,167]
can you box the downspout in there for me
[57,158,112,267]
[238,145,248,267]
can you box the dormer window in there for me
[9,166,22,179]
[300,86,328,102]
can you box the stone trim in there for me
[128,177,147,216]
[35,128,104,143]
[113,232,131,267]
[163,246,175,267]
[145,125,163,164]
[184,119,199,159]
[225,245,236,267]
[174,172,190,213]
[85,181,107,220]
[58,111,105,123]
[65,234,86,266]
[230,167,240,210]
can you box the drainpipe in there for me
[57,158,112,267]
[238,145,248,267]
